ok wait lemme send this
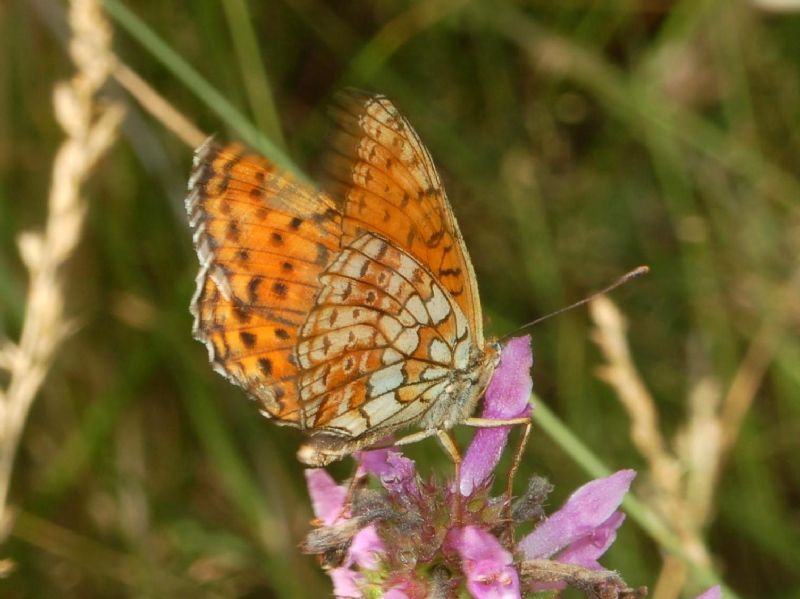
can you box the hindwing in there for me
[295,232,474,438]
[187,140,342,424]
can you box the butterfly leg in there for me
[392,428,438,447]
[463,415,532,538]
[503,421,532,544]
[332,462,364,524]
[395,429,465,517]
[435,429,462,465]
[393,429,463,476]
[435,430,467,520]
[462,416,531,428]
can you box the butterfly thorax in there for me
[420,339,500,432]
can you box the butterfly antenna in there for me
[500,265,650,341]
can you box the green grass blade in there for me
[102,0,304,180]
[220,0,287,150]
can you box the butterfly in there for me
[186,90,521,466]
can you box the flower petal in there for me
[695,585,722,599]
[304,468,347,525]
[357,447,419,497]
[555,511,626,569]
[349,524,385,570]
[464,559,521,599]
[447,525,512,563]
[384,577,425,599]
[460,336,533,495]
[330,567,362,598]
[447,526,521,599]
[518,469,635,559]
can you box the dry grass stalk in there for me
[590,297,730,599]
[720,322,779,455]
[590,298,682,498]
[0,0,123,540]
[112,62,206,148]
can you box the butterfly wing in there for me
[322,90,485,346]
[296,231,476,444]
[187,93,493,465]
[186,139,342,425]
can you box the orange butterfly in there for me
[186,91,520,466]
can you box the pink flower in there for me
[556,510,626,569]
[447,526,521,599]
[518,469,635,564]
[357,447,419,498]
[695,585,722,599]
[459,336,534,496]
[305,467,348,525]
[304,469,386,597]
[302,336,649,598]
[330,568,361,598]
[349,525,384,570]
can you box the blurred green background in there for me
[3,0,800,597]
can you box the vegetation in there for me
[2,0,799,596]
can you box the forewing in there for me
[322,90,485,345]
[296,232,473,439]
[186,139,342,425]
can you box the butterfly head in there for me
[478,338,502,393]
